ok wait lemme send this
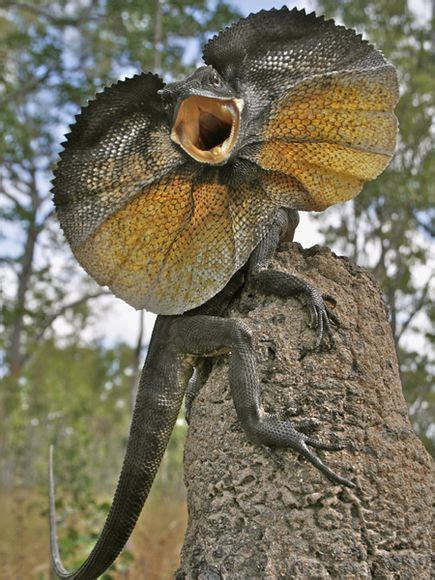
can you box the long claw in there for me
[323,293,337,306]
[257,416,354,488]
[305,436,345,451]
[310,302,319,329]
[325,305,340,327]
[301,288,339,349]
[315,312,323,349]
[297,440,355,488]
[322,310,331,335]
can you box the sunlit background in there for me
[1,0,433,578]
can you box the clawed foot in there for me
[248,414,355,488]
[302,288,340,349]
[248,267,340,350]
[295,429,355,488]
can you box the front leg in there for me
[249,208,338,348]
[174,314,354,488]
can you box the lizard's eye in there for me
[209,71,222,88]
[159,93,171,111]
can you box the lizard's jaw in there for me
[171,96,244,165]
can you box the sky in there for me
[236,0,315,13]
[236,0,432,24]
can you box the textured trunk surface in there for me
[176,243,432,579]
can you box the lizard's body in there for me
[50,8,399,578]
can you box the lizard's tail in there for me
[49,339,187,579]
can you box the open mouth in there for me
[171,95,243,164]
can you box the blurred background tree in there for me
[0,0,433,578]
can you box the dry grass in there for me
[0,488,187,579]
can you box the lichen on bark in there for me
[176,243,432,579]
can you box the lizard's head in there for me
[158,66,244,165]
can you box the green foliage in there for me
[1,339,131,484]
[314,0,434,451]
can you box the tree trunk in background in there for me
[7,216,38,377]
[177,243,432,578]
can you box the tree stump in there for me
[176,243,432,579]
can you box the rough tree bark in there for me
[176,243,432,579]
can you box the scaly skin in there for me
[50,7,399,578]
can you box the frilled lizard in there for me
[49,7,398,579]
